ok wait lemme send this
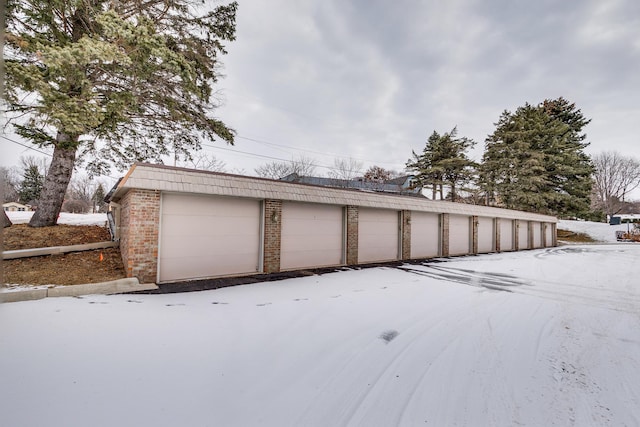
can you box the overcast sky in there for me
[2,0,639,181]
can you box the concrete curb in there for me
[0,278,158,303]
[2,241,119,260]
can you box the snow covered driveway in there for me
[1,244,639,426]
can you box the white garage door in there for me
[545,223,554,247]
[449,214,471,256]
[500,219,514,251]
[532,222,542,248]
[158,193,261,282]
[518,221,529,250]
[358,208,399,263]
[411,212,440,258]
[477,217,495,253]
[280,202,344,270]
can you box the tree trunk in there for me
[29,136,77,227]
[2,209,11,228]
[432,184,437,200]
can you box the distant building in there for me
[3,202,31,212]
[279,173,422,196]
[609,214,640,225]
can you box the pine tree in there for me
[92,183,107,213]
[18,165,44,205]
[479,100,594,217]
[541,98,594,216]
[406,127,475,201]
[4,0,238,226]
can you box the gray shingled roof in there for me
[108,163,557,222]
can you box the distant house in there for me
[280,173,422,196]
[609,214,640,225]
[3,202,31,212]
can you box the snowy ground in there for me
[1,240,639,426]
[6,211,108,226]
[558,219,635,243]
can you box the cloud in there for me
[4,0,638,181]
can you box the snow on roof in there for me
[108,163,557,222]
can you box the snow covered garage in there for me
[107,164,558,284]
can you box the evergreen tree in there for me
[92,183,107,213]
[479,99,593,217]
[4,0,238,226]
[18,165,44,204]
[406,127,475,201]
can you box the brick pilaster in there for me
[528,221,534,249]
[495,218,501,252]
[471,215,479,254]
[401,210,411,260]
[263,199,282,273]
[514,219,520,251]
[441,213,450,257]
[345,206,358,265]
[120,189,160,283]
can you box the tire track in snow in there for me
[293,317,447,426]
[398,265,640,314]
[294,293,482,426]
[309,299,512,427]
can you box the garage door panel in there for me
[518,221,529,249]
[284,218,340,235]
[159,193,261,282]
[358,209,399,263]
[161,213,259,238]
[545,224,554,247]
[449,214,471,255]
[500,220,514,251]
[161,234,256,259]
[161,252,259,281]
[532,222,542,248]
[411,212,439,258]
[477,217,494,253]
[280,203,343,270]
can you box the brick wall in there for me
[401,210,411,260]
[120,189,160,283]
[263,199,282,273]
[345,206,358,265]
[471,215,479,254]
[440,213,450,257]
[528,221,534,249]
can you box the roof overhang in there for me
[107,163,557,222]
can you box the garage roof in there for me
[108,163,557,222]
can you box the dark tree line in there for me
[407,97,596,218]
